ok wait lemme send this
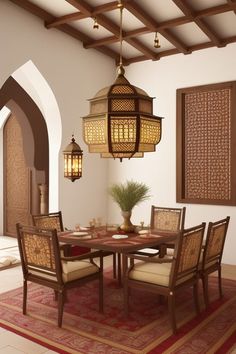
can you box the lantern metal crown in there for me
[82,1,163,161]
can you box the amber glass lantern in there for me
[63,135,83,181]
[82,67,163,161]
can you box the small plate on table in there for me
[112,234,128,240]
[72,231,89,237]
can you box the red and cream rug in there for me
[0,273,235,353]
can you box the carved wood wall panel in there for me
[4,114,32,236]
[177,81,236,205]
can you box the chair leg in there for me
[113,253,117,278]
[218,266,223,299]
[58,290,65,327]
[202,275,209,308]
[23,279,27,315]
[99,272,104,313]
[123,280,129,316]
[117,254,122,286]
[193,281,200,314]
[168,293,177,334]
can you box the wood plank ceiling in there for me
[9,0,236,66]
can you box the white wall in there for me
[1,1,235,265]
[107,44,236,265]
[0,0,115,228]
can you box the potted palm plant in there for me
[108,180,151,232]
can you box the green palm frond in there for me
[108,180,151,211]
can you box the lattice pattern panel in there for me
[83,118,106,144]
[184,88,231,201]
[34,216,62,232]
[178,230,203,273]
[140,118,161,144]
[111,99,135,111]
[206,224,227,260]
[111,86,134,94]
[110,117,136,143]
[23,233,56,270]
[153,210,181,231]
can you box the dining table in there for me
[58,227,178,285]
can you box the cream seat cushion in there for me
[129,261,172,287]
[62,260,99,282]
[129,261,195,287]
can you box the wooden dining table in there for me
[58,228,178,285]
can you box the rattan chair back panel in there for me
[177,228,205,275]
[151,206,186,232]
[32,212,63,232]
[17,225,62,282]
[203,217,230,266]
[206,221,228,261]
[23,232,56,271]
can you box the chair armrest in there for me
[126,253,174,263]
[61,250,103,262]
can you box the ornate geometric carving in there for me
[177,82,236,205]
[4,115,31,235]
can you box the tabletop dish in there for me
[112,234,128,239]
[73,231,89,236]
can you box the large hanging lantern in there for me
[82,1,163,161]
[63,135,83,181]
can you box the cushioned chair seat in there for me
[129,261,171,286]
[129,261,194,287]
[62,260,99,282]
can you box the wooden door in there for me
[3,114,32,236]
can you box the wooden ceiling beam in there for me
[125,1,189,54]
[173,0,223,47]
[46,1,118,29]
[46,12,87,29]
[196,3,236,18]
[84,27,151,49]
[227,0,236,14]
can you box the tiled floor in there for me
[0,236,235,353]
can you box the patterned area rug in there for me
[0,273,235,353]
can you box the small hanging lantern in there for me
[63,135,83,182]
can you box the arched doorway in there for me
[0,60,62,236]
[0,79,49,236]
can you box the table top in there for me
[58,228,178,253]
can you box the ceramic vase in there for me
[120,210,135,233]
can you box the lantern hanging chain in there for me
[118,0,124,68]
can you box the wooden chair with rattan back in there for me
[32,211,90,256]
[136,206,186,257]
[32,212,118,280]
[32,211,64,231]
[124,222,206,334]
[199,216,230,307]
[16,223,103,327]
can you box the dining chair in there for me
[32,211,90,256]
[32,212,117,279]
[136,206,186,257]
[124,222,206,334]
[16,223,104,327]
[199,216,230,308]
